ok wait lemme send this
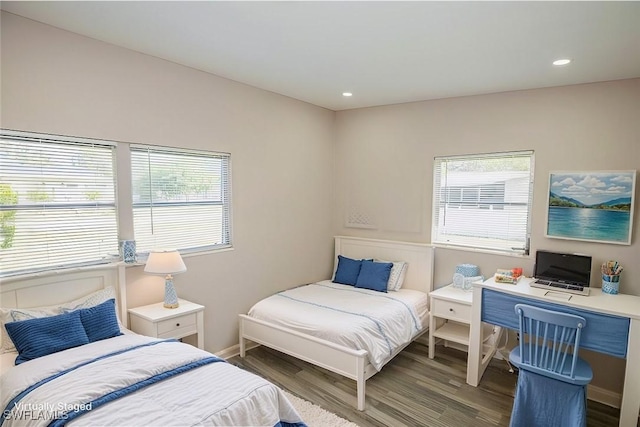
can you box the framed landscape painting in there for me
[546,170,636,245]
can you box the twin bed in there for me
[0,236,435,425]
[0,268,304,427]
[240,236,435,410]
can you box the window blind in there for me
[432,151,534,254]
[131,145,232,253]
[0,131,118,276]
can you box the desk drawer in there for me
[157,313,197,335]
[432,300,471,323]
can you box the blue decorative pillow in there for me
[78,299,122,343]
[333,255,363,286]
[355,260,393,292]
[5,310,90,365]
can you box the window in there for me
[0,131,118,276]
[131,145,231,253]
[432,151,534,254]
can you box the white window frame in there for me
[432,150,534,255]
[130,145,232,255]
[1,129,233,278]
[0,130,119,277]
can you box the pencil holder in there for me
[602,274,620,295]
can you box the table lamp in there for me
[144,250,187,308]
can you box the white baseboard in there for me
[216,341,259,360]
[587,384,621,409]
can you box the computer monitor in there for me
[534,250,592,287]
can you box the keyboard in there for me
[531,279,590,296]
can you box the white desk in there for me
[468,277,640,427]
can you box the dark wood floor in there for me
[230,335,620,427]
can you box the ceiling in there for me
[2,1,640,111]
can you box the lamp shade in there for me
[144,250,187,275]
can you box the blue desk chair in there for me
[509,304,593,427]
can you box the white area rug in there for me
[284,391,360,427]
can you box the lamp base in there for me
[163,301,179,309]
[164,276,179,309]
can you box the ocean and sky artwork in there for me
[546,171,636,245]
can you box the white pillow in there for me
[59,286,118,312]
[0,287,118,354]
[376,259,408,291]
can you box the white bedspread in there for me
[248,280,429,371]
[1,334,302,427]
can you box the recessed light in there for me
[553,59,571,66]
[342,92,353,97]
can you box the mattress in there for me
[0,334,304,427]
[248,280,429,371]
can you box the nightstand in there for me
[429,284,495,360]
[128,299,205,349]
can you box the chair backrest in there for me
[514,304,587,382]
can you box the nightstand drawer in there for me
[128,299,205,349]
[432,300,471,323]
[157,313,197,335]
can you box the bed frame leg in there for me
[357,381,365,411]
[357,358,365,411]
[239,320,246,358]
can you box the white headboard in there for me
[334,236,435,294]
[0,265,128,327]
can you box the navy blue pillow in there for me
[355,260,393,292]
[5,310,89,365]
[333,255,363,285]
[78,299,123,343]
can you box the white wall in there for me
[334,78,640,394]
[0,12,336,352]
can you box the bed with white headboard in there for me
[239,236,435,411]
[0,265,128,327]
[0,266,306,426]
[333,235,434,293]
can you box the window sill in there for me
[2,247,236,284]
[131,246,234,263]
[1,261,122,284]
[431,243,531,259]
